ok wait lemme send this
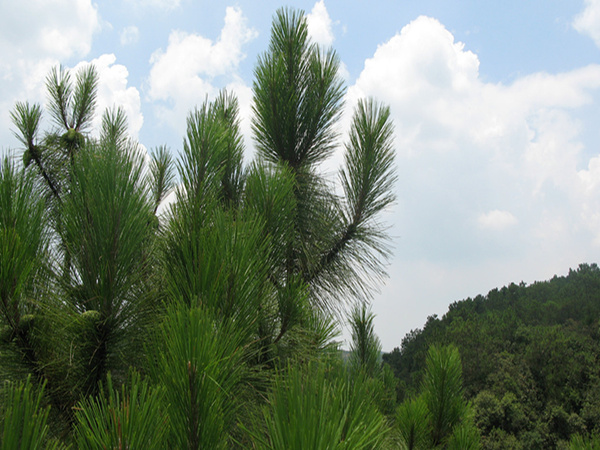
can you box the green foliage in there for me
[46,65,98,133]
[378,362,400,416]
[0,377,54,450]
[180,91,244,208]
[252,7,344,170]
[149,305,253,449]
[396,396,430,450]
[341,98,396,226]
[349,302,382,377]
[10,64,99,203]
[0,155,53,392]
[62,141,153,316]
[395,345,477,449]
[0,156,48,333]
[247,361,389,449]
[149,144,176,214]
[252,7,395,314]
[100,106,129,149]
[61,139,156,395]
[346,303,399,419]
[395,345,478,449]
[163,200,269,325]
[307,97,396,307]
[385,264,600,448]
[1,6,396,446]
[10,102,42,165]
[447,420,481,450]
[423,345,469,446]
[73,373,167,448]
[569,432,600,449]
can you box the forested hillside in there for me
[384,263,600,448]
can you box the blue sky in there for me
[2,0,600,350]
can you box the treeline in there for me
[384,263,600,449]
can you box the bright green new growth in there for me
[446,421,481,449]
[396,345,479,449]
[74,373,167,449]
[349,302,382,377]
[247,361,389,449]
[423,345,469,446]
[396,396,430,450]
[569,432,600,449]
[149,306,253,449]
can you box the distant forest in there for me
[384,262,600,449]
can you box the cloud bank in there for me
[0,0,101,148]
[346,14,600,347]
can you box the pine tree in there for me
[1,6,397,446]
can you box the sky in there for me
[2,0,600,351]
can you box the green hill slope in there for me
[383,263,600,448]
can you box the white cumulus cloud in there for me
[147,6,257,135]
[0,0,101,148]
[574,0,600,48]
[0,0,100,61]
[306,1,335,47]
[348,16,481,153]
[347,15,600,266]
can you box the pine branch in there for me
[10,102,62,200]
[100,106,129,149]
[72,65,99,132]
[149,145,176,214]
[304,99,396,291]
[46,66,72,130]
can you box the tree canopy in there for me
[384,263,600,449]
[0,7,399,448]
